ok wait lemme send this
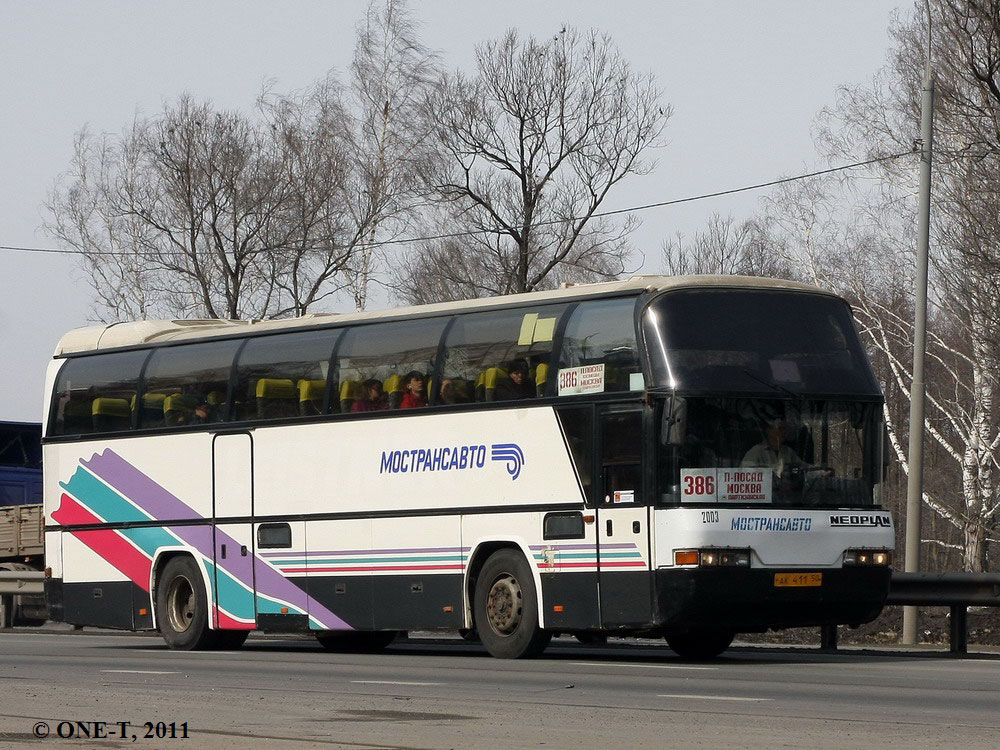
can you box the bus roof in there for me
[54,275,834,356]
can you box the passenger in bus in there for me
[190,401,214,424]
[438,378,461,405]
[352,379,389,412]
[494,359,535,401]
[400,371,427,409]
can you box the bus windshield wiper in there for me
[741,369,800,399]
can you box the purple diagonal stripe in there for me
[83,449,349,629]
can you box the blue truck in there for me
[0,421,45,625]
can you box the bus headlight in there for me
[674,549,751,568]
[843,549,892,567]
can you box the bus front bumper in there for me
[653,566,891,632]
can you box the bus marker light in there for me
[843,549,892,567]
[701,549,750,567]
[138,608,147,616]
[280,607,289,614]
[583,515,595,524]
[553,605,564,613]
[443,606,453,613]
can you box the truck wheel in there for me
[0,562,46,626]
[665,629,735,660]
[473,549,550,659]
[156,556,216,650]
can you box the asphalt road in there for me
[1,630,999,749]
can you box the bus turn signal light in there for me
[675,549,751,567]
[674,551,700,566]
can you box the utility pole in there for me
[902,56,934,647]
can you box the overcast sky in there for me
[0,0,909,422]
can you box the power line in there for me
[0,150,912,259]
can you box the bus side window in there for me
[441,304,567,404]
[232,329,339,422]
[50,350,148,436]
[334,318,446,412]
[558,298,641,395]
[141,340,241,428]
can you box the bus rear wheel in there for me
[157,556,218,650]
[316,630,398,653]
[473,550,550,659]
[665,629,735,660]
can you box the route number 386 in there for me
[683,474,715,495]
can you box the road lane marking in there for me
[350,680,442,686]
[567,662,718,671]
[101,670,178,675]
[658,694,772,701]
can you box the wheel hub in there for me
[486,574,523,635]
[165,575,195,633]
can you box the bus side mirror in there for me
[662,396,687,446]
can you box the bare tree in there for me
[47,95,360,321]
[661,213,796,279]
[339,0,440,310]
[397,27,668,303]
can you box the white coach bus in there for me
[42,276,894,659]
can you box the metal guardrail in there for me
[821,571,1000,654]
[2,569,998,652]
[0,570,44,596]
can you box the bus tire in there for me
[473,549,551,659]
[156,556,215,650]
[665,629,735,660]
[316,630,397,653]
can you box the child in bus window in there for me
[400,371,427,409]
[352,379,388,412]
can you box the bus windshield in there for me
[659,397,884,508]
[642,289,880,395]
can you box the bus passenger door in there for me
[596,408,652,627]
[212,433,257,630]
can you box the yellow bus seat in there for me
[132,392,167,427]
[255,378,297,419]
[482,367,510,402]
[92,397,131,431]
[384,373,404,409]
[340,379,360,413]
[163,393,196,426]
[474,371,486,402]
[298,379,326,416]
[534,362,549,397]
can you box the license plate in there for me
[774,572,822,587]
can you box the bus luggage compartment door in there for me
[211,433,256,630]
[597,409,652,628]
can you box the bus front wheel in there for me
[664,629,735,660]
[156,556,217,650]
[473,550,551,659]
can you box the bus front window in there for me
[659,397,883,508]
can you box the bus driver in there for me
[741,417,807,479]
